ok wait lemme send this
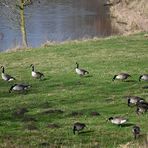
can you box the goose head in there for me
[0,66,4,73]
[76,62,79,68]
[30,64,34,71]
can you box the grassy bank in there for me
[0,33,148,147]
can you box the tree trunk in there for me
[20,0,28,47]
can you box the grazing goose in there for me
[142,86,148,89]
[136,101,148,114]
[9,84,31,93]
[112,73,131,81]
[108,117,127,125]
[30,64,44,79]
[73,122,86,134]
[1,66,15,81]
[132,125,140,139]
[124,96,144,106]
[139,74,148,81]
[75,62,89,76]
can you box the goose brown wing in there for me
[5,73,15,80]
[36,71,44,77]
[80,68,89,74]
[119,73,131,76]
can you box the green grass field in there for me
[0,33,148,147]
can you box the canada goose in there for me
[136,101,148,114]
[132,125,140,139]
[9,84,31,93]
[142,86,148,89]
[124,96,144,106]
[30,64,44,79]
[75,62,89,76]
[73,122,86,134]
[1,66,15,81]
[139,74,148,81]
[108,117,127,125]
[112,73,131,81]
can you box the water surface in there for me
[0,0,116,51]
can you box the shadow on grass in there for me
[125,80,137,83]
[78,130,94,135]
[84,75,93,78]
[121,123,135,127]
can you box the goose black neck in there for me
[112,75,117,81]
[73,126,76,135]
[139,75,142,81]
[9,86,14,93]
[31,65,35,71]
[76,63,79,68]
[1,66,4,73]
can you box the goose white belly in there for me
[130,99,137,104]
[13,85,23,91]
[32,71,37,77]
[2,73,8,80]
[116,75,125,80]
[8,78,14,81]
[141,75,148,81]
[2,73,14,81]
[111,119,127,125]
[76,68,83,75]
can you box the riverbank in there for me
[109,0,148,34]
[0,33,148,147]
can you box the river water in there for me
[0,0,117,51]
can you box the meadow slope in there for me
[0,33,148,147]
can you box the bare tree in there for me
[0,0,33,47]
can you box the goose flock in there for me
[0,63,148,140]
[0,64,43,93]
[74,62,147,138]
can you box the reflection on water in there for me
[0,0,116,51]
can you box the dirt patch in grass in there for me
[13,108,28,117]
[22,115,37,122]
[47,123,60,129]
[69,111,84,117]
[24,122,38,131]
[39,142,50,147]
[42,109,64,114]
[90,111,101,116]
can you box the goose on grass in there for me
[108,116,127,126]
[139,74,148,81]
[132,125,140,139]
[9,83,31,93]
[136,101,148,114]
[75,62,89,76]
[73,122,86,135]
[30,64,44,79]
[112,73,131,81]
[1,66,15,81]
[124,96,144,106]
